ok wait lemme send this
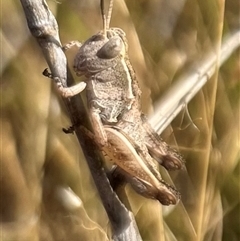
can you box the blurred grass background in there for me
[1,0,239,240]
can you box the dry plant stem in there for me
[150,30,240,134]
[19,0,142,240]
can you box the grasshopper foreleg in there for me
[42,68,86,98]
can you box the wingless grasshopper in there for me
[65,0,184,205]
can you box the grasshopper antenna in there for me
[100,0,107,37]
[100,0,113,37]
[106,0,113,30]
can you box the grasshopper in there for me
[66,0,184,205]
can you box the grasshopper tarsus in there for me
[62,125,75,134]
[106,166,126,190]
[42,68,52,78]
[62,41,82,52]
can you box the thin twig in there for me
[149,31,240,134]
[19,0,142,240]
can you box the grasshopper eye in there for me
[97,36,123,59]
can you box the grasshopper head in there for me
[73,0,129,76]
[73,27,127,76]
[73,0,128,77]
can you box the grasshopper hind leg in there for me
[108,165,180,205]
[104,127,180,205]
[141,115,185,171]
